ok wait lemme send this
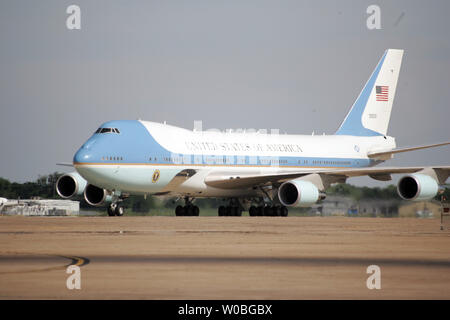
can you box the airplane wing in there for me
[206,141,450,190]
[56,162,74,167]
[204,166,450,189]
[368,141,450,160]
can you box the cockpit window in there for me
[95,127,120,134]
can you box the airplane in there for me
[0,197,8,206]
[0,197,18,211]
[56,49,450,216]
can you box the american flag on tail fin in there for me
[376,86,389,101]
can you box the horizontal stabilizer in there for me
[368,141,450,160]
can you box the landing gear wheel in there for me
[175,197,200,217]
[193,205,200,216]
[249,206,257,217]
[218,206,226,216]
[272,206,281,217]
[175,205,184,216]
[257,206,264,216]
[280,206,288,217]
[185,205,194,216]
[263,206,273,216]
[107,206,115,217]
[115,205,124,216]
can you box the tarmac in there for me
[0,215,449,299]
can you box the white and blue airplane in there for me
[57,49,450,216]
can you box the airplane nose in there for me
[73,138,98,163]
[73,147,93,163]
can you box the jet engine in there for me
[397,174,439,201]
[278,179,320,207]
[56,171,87,199]
[84,184,112,206]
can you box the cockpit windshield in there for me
[95,128,120,134]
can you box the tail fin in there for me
[335,49,404,136]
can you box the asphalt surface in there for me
[0,216,449,299]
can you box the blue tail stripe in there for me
[335,51,387,136]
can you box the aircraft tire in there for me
[107,206,115,217]
[175,205,184,216]
[263,206,273,216]
[257,206,264,216]
[272,206,280,217]
[218,206,226,216]
[193,205,200,216]
[185,205,194,216]
[115,205,124,216]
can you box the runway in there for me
[0,216,449,299]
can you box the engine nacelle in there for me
[84,184,112,206]
[397,174,439,201]
[56,171,87,199]
[278,179,320,207]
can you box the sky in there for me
[0,0,449,187]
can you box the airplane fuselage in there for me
[73,120,395,197]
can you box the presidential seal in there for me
[152,169,160,183]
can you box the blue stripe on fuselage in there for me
[74,120,376,168]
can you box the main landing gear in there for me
[217,198,243,216]
[248,205,288,217]
[218,205,243,216]
[175,197,200,216]
[217,204,288,217]
[107,202,125,216]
